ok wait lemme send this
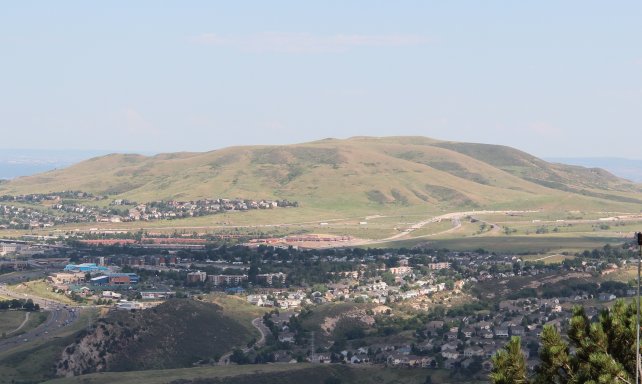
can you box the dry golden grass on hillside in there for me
[2,137,640,217]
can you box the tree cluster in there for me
[491,300,642,383]
[0,298,40,311]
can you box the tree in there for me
[492,300,641,384]
[248,263,259,284]
[535,302,636,383]
[23,299,35,311]
[490,336,529,384]
[229,349,250,364]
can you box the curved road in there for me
[0,284,81,352]
[362,209,538,245]
[0,305,79,352]
[219,317,270,365]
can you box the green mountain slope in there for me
[1,136,640,214]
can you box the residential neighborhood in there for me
[0,191,298,229]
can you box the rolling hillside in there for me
[43,364,453,384]
[1,136,640,215]
[56,300,254,376]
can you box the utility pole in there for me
[635,232,642,384]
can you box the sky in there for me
[1,1,641,158]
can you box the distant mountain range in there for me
[546,157,642,183]
[1,137,640,214]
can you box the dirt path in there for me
[530,254,564,262]
[6,312,30,335]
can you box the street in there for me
[0,283,81,352]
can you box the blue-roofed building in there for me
[64,263,109,273]
[225,287,246,294]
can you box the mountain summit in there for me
[1,136,639,213]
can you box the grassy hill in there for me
[1,136,640,216]
[56,300,253,376]
[43,364,484,384]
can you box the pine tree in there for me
[493,300,642,383]
[490,336,530,384]
[535,303,635,383]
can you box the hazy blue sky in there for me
[1,1,640,158]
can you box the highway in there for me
[0,283,81,353]
[0,270,50,285]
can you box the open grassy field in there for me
[521,254,576,264]
[383,234,626,254]
[405,219,456,237]
[0,310,48,338]
[0,310,29,335]
[599,265,639,284]
[42,364,485,384]
[9,280,76,305]
[298,302,374,347]
[204,294,265,339]
[20,310,49,334]
[206,294,266,319]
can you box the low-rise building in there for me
[64,263,109,273]
[207,274,248,286]
[187,271,207,283]
[141,291,175,300]
[47,272,86,287]
[90,273,139,286]
[256,272,287,285]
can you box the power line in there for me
[635,232,642,384]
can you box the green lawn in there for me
[9,280,76,305]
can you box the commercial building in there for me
[116,300,143,310]
[90,273,139,286]
[47,272,86,287]
[141,291,175,300]
[256,272,287,286]
[0,243,23,255]
[64,263,109,273]
[207,274,248,286]
[187,271,207,283]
